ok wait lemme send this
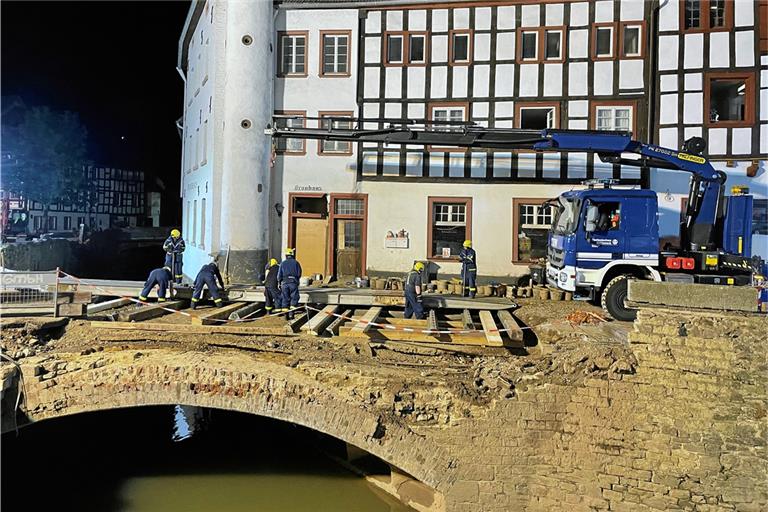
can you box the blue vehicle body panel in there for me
[723,195,753,257]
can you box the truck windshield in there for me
[552,197,579,234]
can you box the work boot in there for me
[191,303,197,310]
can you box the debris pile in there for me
[565,310,608,325]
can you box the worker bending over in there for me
[163,229,186,284]
[264,258,282,312]
[278,248,302,320]
[404,261,425,320]
[459,240,477,298]
[139,266,172,302]
[191,262,225,309]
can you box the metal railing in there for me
[0,269,59,317]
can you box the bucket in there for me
[361,277,370,288]
[299,277,311,287]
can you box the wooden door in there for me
[335,218,363,278]
[294,217,328,276]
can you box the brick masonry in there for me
[2,306,766,511]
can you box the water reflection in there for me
[2,406,413,512]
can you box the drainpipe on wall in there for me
[176,66,187,202]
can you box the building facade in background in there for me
[177,0,767,283]
[2,166,155,236]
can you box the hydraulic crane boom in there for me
[266,117,726,251]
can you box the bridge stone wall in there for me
[3,306,766,512]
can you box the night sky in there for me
[1,1,190,223]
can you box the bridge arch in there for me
[10,349,457,495]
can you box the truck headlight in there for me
[559,271,567,282]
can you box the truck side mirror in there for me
[585,205,599,233]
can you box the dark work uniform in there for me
[404,269,424,320]
[459,247,478,298]
[277,255,302,318]
[264,263,281,312]
[192,263,224,307]
[163,236,186,283]
[139,267,172,302]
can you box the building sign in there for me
[385,229,409,249]
[294,185,322,192]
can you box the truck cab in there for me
[546,185,661,320]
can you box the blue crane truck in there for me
[266,119,763,320]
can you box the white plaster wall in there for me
[619,60,643,90]
[683,33,703,69]
[734,0,755,26]
[658,0,679,32]
[361,181,581,277]
[735,31,754,67]
[658,36,679,71]
[709,32,729,68]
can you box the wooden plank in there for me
[287,312,309,333]
[304,305,339,335]
[191,302,247,325]
[228,302,263,321]
[428,310,438,332]
[497,310,524,347]
[87,297,133,314]
[89,320,296,336]
[56,303,86,317]
[117,300,185,322]
[478,310,504,347]
[379,317,466,329]
[348,307,383,337]
[462,309,475,330]
[326,308,352,335]
[338,326,488,345]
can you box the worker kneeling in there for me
[263,258,282,312]
[139,266,172,302]
[278,248,302,320]
[404,261,426,320]
[191,262,225,310]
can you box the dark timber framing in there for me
[357,2,651,185]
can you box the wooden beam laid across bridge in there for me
[191,302,248,325]
[90,321,296,336]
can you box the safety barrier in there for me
[0,269,59,317]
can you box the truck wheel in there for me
[601,275,637,322]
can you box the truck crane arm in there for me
[266,117,725,251]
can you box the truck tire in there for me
[601,275,637,322]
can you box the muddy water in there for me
[1,406,413,512]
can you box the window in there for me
[386,34,403,64]
[429,104,468,149]
[682,0,732,31]
[278,32,308,77]
[705,73,755,126]
[320,31,350,76]
[513,200,554,262]
[48,216,57,230]
[753,199,768,236]
[592,202,622,231]
[518,27,565,63]
[449,30,472,65]
[77,217,85,227]
[63,217,72,230]
[274,112,306,154]
[409,34,426,63]
[335,198,365,216]
[520,31,538,61]
[201,121,208,165]
[319,112,353,155]
[200,198,206,249]
[192,199,198,245]
[544,30,563,60]
[596,107,632,131]
[620,23,644,58]
[385,32,428,66]
[593,25,614,59]
[428,197,472,259]
[591,102,636,134]
[516,103,559,130]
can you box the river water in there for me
[1,406,413,512]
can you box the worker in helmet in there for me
[263,257,282,312]
[191,262,225,310]
[163,229,186,284]
[459,240,477,298]
[139,266,172,302]
[404,261,426,319]
[277,248,302,319]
